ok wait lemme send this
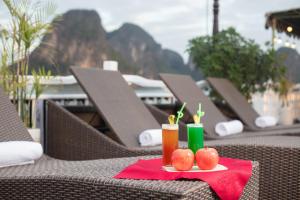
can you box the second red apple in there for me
[195,147,219,170]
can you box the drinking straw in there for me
[176,102,186,124]
[197,103,205,123]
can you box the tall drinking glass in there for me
[162,124,179,166]
[187,124,204,154]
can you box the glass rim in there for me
[187,123,203,127]
[162,124,179,130]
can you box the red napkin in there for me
[114,157,252,200]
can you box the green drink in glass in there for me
[187,123,204,154]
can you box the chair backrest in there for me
[0,87,33,142]
[160,73,227,137]
[207,77,259,130]
[71,67,161,148]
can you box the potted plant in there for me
[0,0,56,140]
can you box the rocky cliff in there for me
[108,23,191,78]
[29,9,195,79]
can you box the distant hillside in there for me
[29,10,135,75]
[29,9,198,79]
[108,23,191,78]
[276,47,300,83]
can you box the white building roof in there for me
[26,74,167,88]
[22,74,208,100]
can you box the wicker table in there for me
[0,156,259,200]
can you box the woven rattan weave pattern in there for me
[0,156,259,199]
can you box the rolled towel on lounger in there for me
[139,129,162,147]
[255,116,277,128]
[215,120,244,137]
[0,141,43,168]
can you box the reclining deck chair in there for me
[160,73,300,139]
[207,77,300,131]
[46,67,186,161]
[69,68,188,146]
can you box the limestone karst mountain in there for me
[29,10,133,75]
[29,9,198,79]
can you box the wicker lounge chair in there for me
[160,73,300,139]
[46,102,300,200]
[69,67,187,143]
[0,86,261,199]
[207,77,300,131]
[47,67,187,160]
[43,73,300,199]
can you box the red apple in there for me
[171,149,194,171]
[195,147,219,170]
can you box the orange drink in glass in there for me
[162,124,179,166]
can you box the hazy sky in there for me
[1,0,300,61]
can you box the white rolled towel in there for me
[139,129,162,147]
[255,116,277,128]
[215,120,244,137]
[0,141,43,168]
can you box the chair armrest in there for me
[45,101,160,160]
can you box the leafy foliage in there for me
[0,0,56,126]
[30,67,52,99]
[187,27,285,99]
